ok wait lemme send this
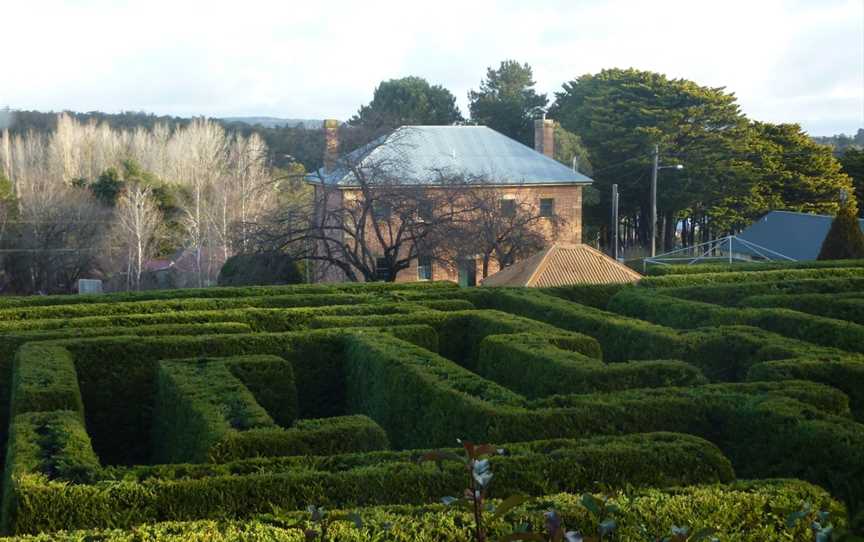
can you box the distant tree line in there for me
[2,60,860,290]
[0,114,288,294]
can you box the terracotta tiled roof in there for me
[481,243,642,287]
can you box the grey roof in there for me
[738,210,864,261]
[310,125,594,186]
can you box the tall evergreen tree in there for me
[468,60,548,145]
[840,148,864,216]
[350,76,463,130]
[818,203,864,260]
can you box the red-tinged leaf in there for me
[463,441,476,458]
[473,444,499,457]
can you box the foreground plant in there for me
[419,439,531,542]
[259,504,362,542]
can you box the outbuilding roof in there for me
[738,210,864,261]
[310,125,594,187]
[481,243,642,288]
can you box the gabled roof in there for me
[311,125,594,187]
[481,243,642,287]
[738,210,864,261]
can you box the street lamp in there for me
[650,144,684,257]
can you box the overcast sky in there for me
[1,0,862,136]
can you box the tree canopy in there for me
[818,203,864,260]
[550,67,855,251]
[468,60,548,145]
[350,76,463,130]
[840,148,864,216]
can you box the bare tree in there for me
[250,134,478,282]
[116,182,162,290]
[449,185,562,278]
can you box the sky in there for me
[1,0,862,136]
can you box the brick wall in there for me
[314,183,583,284]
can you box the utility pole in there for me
[650,144,659,257]
[649,144,684,258]
[611,184,619,260]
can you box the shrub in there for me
[465,289,686,362]
[818,204,864,260]
[644,258,864,276]
[658,277,864,305]
[740,293,864,324]
[608,287,864,354]
[475,332,706,398]
[151,356,286,463]
[2,432,736,535]
[1,411,101,533]
[217,251,303,286]
[540,283,632,309]
[10,345,84,419]
[639,267,864,288]
[0,482,845,541]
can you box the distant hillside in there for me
[221,117,326,129]
[812,128,864,155]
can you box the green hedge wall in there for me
[2,432,735,534]
[152,356,284,463]
[608,287,864,353]
[741,292,864,324]
[639,266,864,288]
[658,277,864,305]
[1,411,101,533]
[540,283,632,309]
[11,345,85,419]
[475,332,706,398]
[0,281,458,310]
[48,331,348,465]
[463,289,687,362]
[644,258,864,276]
[0,481,846,542]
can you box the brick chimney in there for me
[534,117,554,158]
[323,119,340,173]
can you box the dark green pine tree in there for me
[818,203,864,260]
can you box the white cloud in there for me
[0,0,861,135]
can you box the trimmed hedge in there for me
[11,344,85,419]
[0,293,379,322]
[476,332,706,398]
[38,326,435,465]
[344,331,528,449]
[644,258,864,276]
[540,283,631,309]
[1,411,101,533]
[657,277,864,305]
[0,281,459,310]
[2,432,735,534]
[152,356,286,463]
[639,266,864,288]
[741,292,864,324]
[0,481,846,541]
[463,289,687,362]
[608,287,864,353]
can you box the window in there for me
[418,199,434,221]
[540,198,555,217]
[375,257,389,281]
[372,201,391,221]
[500,198,516,217]
[417,255,432,280]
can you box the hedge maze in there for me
[0,272,863,540]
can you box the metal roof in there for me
[311,125,594,186]
[738,210,864,261]
[481,243,641,287]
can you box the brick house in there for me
[309,119,594,285]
